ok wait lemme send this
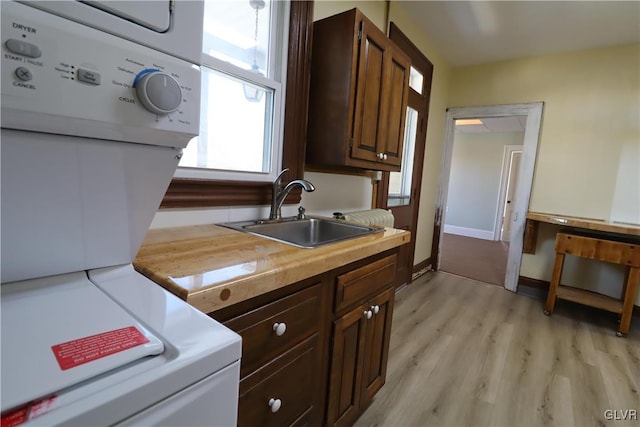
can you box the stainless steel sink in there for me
[220,217,383,248]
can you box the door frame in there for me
[433,102,543,292]
[494,145,523,241]
[376,22,434,287]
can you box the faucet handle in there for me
[297,206,306,220]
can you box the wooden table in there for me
[525,212,640,336]
[524,212,640,253]
[543,232,640,336]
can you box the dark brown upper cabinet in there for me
[306,8,411,172]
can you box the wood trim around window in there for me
[160,0,314,209]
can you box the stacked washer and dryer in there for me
[1,1,241,425]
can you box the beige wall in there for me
[310,0,452,267]
[449,43,640,222]
[449,43,640,304]
[313,0,387,24]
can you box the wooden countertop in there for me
[134,224,410,313]
[526,212,640,236]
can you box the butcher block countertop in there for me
[526,212,640,236]
[134,224,410,314]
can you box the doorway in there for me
[432,103,543,292]
[498,146,523,241]
[439,118,524,286]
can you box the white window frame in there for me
[174,0,290,183]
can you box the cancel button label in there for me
[13,81,35,90]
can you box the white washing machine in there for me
[2,266,241,426]
[1,1,241,425]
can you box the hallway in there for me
[439,233,509,286]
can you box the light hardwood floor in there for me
[355,272,640,427]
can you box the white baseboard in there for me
[443,225,494,240]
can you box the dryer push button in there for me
[15,67,32,81]
[78,69,101,85]
[5,39,42,58]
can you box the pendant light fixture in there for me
[243,0,265,103]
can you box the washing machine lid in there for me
[81,1,172,32]
[0,272,164,413]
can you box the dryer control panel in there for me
[1,1,200,149]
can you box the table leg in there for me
[544,252,565,315]
[618,266,640,336]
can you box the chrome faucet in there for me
[270,168,315,220]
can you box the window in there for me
[388,106,418,207]
[408,66,423,94]
[161,1,313,208]
[176,0,290,182]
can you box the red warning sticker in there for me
[51,326,149,370]
[1,396,57,427]
[1,407,27,427]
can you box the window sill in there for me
[160,178,300,208]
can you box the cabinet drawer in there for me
[238,336,317,427]
[335,254,396,312]
[225,283,322,378]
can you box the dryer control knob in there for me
[135,71,182,115]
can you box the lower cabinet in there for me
[210,250,398,427]
[238,335,319,427]
[213,280,329,427]
[327,287,395,427]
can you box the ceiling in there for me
[455,116,526,133]
[398,1,640,67]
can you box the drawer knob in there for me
[273,322,287,336]
[268,398,282,413]
[364,310,373,319]
[383,153,388,160]
[371,305,380,314]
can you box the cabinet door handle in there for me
[377,152,384,160]
[268,398,282,413]
[371,305,380,314]
[382,154,388,160]
[364,310,373,319]
[273,322,287,336]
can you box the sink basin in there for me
[220,217,384,248]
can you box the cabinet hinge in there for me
[358,28,362,41]
[349,138,354,148]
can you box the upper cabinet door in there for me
[379,48,410,167]
[351,20,388,164]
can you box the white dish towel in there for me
[342,209,395,228]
